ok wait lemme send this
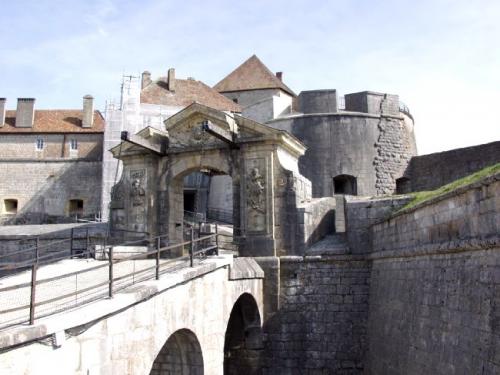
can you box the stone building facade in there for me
[0,96,104,224]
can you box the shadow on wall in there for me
[305,209,335,249]
[0,160,102,225]
[224,293,264,375]
[149,328,204,375]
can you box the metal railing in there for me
[0,226,220,330]
[0,231,96,273]
[399,101,413,121]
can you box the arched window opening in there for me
[149,329,203,375]
[69,199,84,215]
[333,174,357,195]
[224,293,263,374]
[395,177,411,194]
[4,199,18,214]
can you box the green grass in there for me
[400,162,500,212]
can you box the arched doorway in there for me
[149,329,203,375]
[333,174,357,195]
[168,162,238,251]
[224,293,263,374]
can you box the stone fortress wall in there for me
[401,140,500,193]
[260,172,500,374]
[367,173,500,374]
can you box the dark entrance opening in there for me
[69,199,84,215]
[149,329,203,375]
[224,293,263,374]
[395,177,411,194]
[333,174,357,195]
[183,190,196,212]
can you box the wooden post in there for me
[108,246,114,298]
[189,228,194,267]
[156,237,160,280]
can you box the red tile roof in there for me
[213,55,296,96]
[140,77,241,112]
[0,110,105,133]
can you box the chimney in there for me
[276,72,283,81]
[167,68,176,92]
[0,98,5,127]
[141,71,151,89]
[15,98,35,128]
[82,95,94,128]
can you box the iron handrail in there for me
[0,226,220,329]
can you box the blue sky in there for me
[1,0,499,154]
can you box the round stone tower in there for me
[267,90,417,197]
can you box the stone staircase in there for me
[305,233,349,255]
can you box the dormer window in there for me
[70,139,78,150]
[35,137,44,150]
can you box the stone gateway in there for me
[109,103,312,257]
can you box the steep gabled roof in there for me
[213,55,296,96]
[140,77,241,112]
[1,110,105,133]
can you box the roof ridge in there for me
[213,55,296,96]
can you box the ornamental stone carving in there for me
[130,170,146,207]
[247,167,265,213]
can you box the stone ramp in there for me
[305,234,349,255]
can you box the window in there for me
[4,199,18,214]
[35,138,44,150]
[333,174,358,195]
[232,98,238,104]
[70,139,78,150]
[69,199,84,214]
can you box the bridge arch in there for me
[224,292,263,374]
[149,328,203,375]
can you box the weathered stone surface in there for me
[0,255,263,375]
[263,256,370,374]
[403,140,500,192]
[366,173,500,374]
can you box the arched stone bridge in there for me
[0,255,264,374]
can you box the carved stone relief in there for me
[129,169,147,232]
[111,209,126,229]
[169,119,222,149]
[246,158,267,232]
[130,170,146,207]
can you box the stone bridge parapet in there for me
[0,255,264,375]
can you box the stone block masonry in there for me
[345,196,411,255]
[404,140,500,192]
[0,161,102,224]
[263,256,370,374]
[366,173,500,374]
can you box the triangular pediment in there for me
[111,103,307,158]
[163,103,285,150]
